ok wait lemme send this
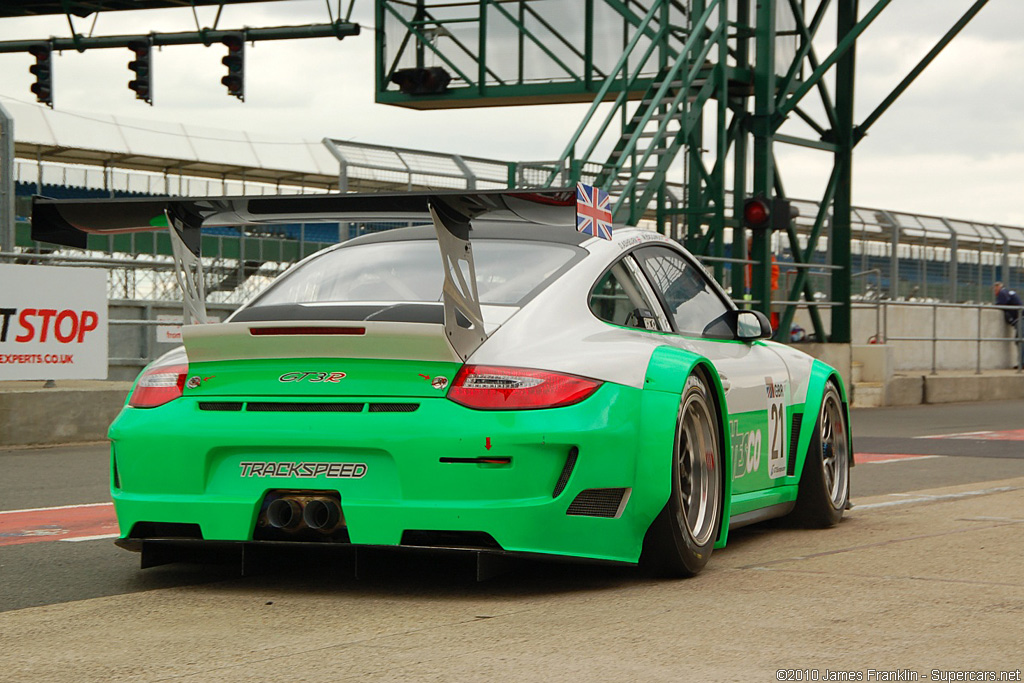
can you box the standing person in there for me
[993,282,1024,368]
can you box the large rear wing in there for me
[30,188,584,361]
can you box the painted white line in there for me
[916,430,993,439]
[0,502,113,516]
[959,516,1024,523]
[59,533,119,543]
[857,486,1019,510]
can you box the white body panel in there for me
[471,228,812,420]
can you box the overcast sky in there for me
[0,0,1021,226]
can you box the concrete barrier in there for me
[0,382,130,446]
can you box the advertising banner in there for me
[0,264,108,380]
[156,313,221,344]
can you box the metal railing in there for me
[852,300,1024,375]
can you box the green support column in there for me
[730,0,751,301]
[375,1,387,94]
[750,0,776,317]
[832,0,857,343]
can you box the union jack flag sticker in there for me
[576,182,613,240]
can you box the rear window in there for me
[250,239,581,308]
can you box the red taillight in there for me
[128,363,188,408]
[447,365,601,411]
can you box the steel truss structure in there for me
[376,0,993,343]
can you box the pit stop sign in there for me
[0,263,108,380]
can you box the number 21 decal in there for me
[765,377,787,479]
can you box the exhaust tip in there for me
[266,498,303,529]
[303,497,342,531]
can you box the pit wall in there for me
[792,303,1024,408]
[793,303,1020,373]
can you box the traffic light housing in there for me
[221,33,245,101]
[742,195,798,231]
[127,39,153,105]
[390,67,452,95]
[28,44,53,108]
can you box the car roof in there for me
[341,221,592,248]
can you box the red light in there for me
[447,365,602,411]
[743,198,770,229]
[129,363,188,408]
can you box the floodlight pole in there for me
[0,101,14,257]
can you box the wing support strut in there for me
[428,197,486,361]
[165,205,208,325]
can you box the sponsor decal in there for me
[0,353,75,365]
[616,231,663,251]
[765,376,788,479]
[730,420,763,479]
[278,371,347,383]
[0,264,107,380]
[0,308,99,344]
[239,461,368,479]
[156,314,222,343]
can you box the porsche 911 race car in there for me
[32,187,851,577]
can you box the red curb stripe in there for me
[855,453,941,464]
[0,503,118,547]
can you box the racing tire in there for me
[791,382,850,528]
[641,372,723,578]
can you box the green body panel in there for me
[110,378,669,563]
[642,345,734,549]
[182,358,463,399]
[109,349,847,564]
[729,485,799,517]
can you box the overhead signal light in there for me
[127,38,153,105]
[742,195,799,231]
[221,32,245,101]
[28,43,54,107]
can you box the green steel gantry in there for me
[375,0,992,343]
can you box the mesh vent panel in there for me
[552,447,579,498]
[198,402,243,412]
[368,403,420,413]
[788,413,803,476]
[566,488,627,518]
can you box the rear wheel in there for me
[641,372,722,577]
[792,382,849,527]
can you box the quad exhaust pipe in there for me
[264,494,344,533]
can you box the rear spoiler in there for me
[30,188,581,361]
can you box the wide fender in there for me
[790,359,853,483]
[636,345,735,551]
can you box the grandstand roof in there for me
[6,98,340,191]
[0,1,281,19]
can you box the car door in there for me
[631,244,793,496]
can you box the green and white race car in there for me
[33,188,851,577]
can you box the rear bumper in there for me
[108,383,678,564]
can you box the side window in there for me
[633,246,730,336]
[589,260,663,330]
